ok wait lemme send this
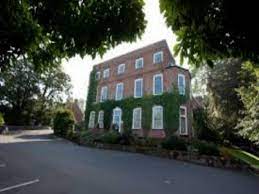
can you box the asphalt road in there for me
[0,130,258,194]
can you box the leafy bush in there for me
[161,136,187,151]
[66,129,79,142]
[99,131,120,144]
[80,130,100,144]
[53,109,75,137]
[0,113,4,127]
[191,140,220,156]
[193,108,222,143]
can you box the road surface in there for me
[0,130,258,194]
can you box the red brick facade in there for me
[90,40,193,138]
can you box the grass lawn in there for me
[221,147,259,169]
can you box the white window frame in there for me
[103,68,110,78]
[98,110,104,128]
[179,106,188,135]
[135,57,144,69]
[115,82,124,101]
[152,106,163,129]
[88,111,95,128]
[178,74,186,95]
[134,78,143,98]
[153,51,163,64]
[153,73,163,95]
[100,86,108,102]
[117,64,125,75]
[132,107,142,129]
[112,107,122,132]
[95,71,101,80]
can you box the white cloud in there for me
[62,0,189,99]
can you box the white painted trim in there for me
[152,105,163,129]
[103,68,110,78]
[179,106,188,135]
[135,57,144,69]
[117,64,125,74]
[112,107,122,132]
[100,86,108,102]
[132,107,142,129]
[178,74,186,95]
[153,51,163,64]
[95,71,101,80]
[153,73,163,95]
[98,110,104,128]
[134,78,143,98]
[88,111,96,128]
[115,82,124,101]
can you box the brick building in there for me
[86,40,193,138]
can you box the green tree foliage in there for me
[0,112,4,127]
[236,62,259,144]
[53,109,75,137]
[206,59,244,139]
[0,58,71,125]
[160,0,259,66]
[0,0,146,69]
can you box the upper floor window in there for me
[178,74,186,95]
[103,68,110,79]
[134,78,143,98]
[153,74,163,95]
[117,64,125,75]
[179,106,188,135]
[95,71,101,80]
[88,111,95,128]
[112,107,122,132]
[132,107,142,129]
[153,51,163,64]
[152,106,163,129]
[115,82,124,101]
[135,58,144,69]
[100,86,108,102]
[98,110,104,129]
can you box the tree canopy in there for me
[0,58,71,125]
[0,0,146,69]
[160,0,259,66]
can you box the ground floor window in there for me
[179,106,188,135]
[152,105,163,129]
[98,110,104,128]
[113,107,122,132]
[88,111,95,128]
[132,107,142,129]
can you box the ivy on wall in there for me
[85,69,98,128]
[85,78,189,137]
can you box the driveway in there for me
[0,130,258,194]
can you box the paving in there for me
[0,130,258,194]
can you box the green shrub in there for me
[66,129,79,142]
[99,131,120,144]
[53,109,75,137]
[191,140,220,156]
[161,136,187,151]
[0,113,4,127]
[193,108,222,143]
[80,130,100,144]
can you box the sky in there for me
[62,0,189,100]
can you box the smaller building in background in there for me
[66,99,84,124]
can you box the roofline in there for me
[92,39,168,68]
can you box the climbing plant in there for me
[85,83,189,137]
